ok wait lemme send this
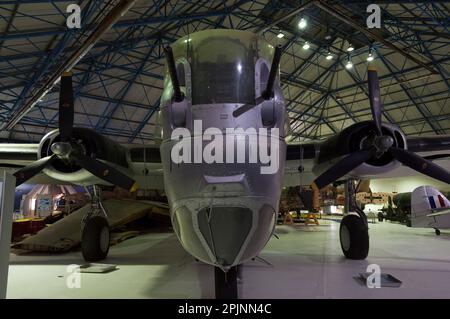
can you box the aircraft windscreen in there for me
[190,36,256,105]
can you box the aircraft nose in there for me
[172,203,276,268]
[197,206,253,266]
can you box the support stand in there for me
[215,266,238,299]
[0,172,17,299]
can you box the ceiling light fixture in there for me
[345,59,353,69]
[367,49,375,62]
[303,41,310,50]
[298,17,307,29]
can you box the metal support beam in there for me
[1,0,137,131]
[0,172,16,299]
[314,0,438,74]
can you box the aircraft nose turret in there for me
[172,202,276,269]
[196,206,254,267]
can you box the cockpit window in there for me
[190,36,256,105]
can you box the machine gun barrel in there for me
[262,45,283,100]
[164,46,183,102]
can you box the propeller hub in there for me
[374,135,394,153]
[51,142,72,158]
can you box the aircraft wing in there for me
[0,143,39,167]
[282,134,450,188]
[0,143,165,189]
[1,133,449,190]
[0,143,65,184]
[407,136,450,155]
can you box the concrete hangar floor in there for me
[7,218,450,299]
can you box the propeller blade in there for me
[71,153,137,191]
[388,147,450,184]
[311,148,376,190]
[13,155,56,186]
[368,67,383,136]
[164,46,184,103]
[232,96,265,118]
[59,72,74,142]
[424,154,450,161]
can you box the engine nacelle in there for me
[314,121,407,178]
[38,128,129,185]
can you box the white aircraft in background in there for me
[411,186,450,235]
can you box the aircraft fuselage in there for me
[160,29,287,270]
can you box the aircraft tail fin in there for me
[411,186,450,227]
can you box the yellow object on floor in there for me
[283,213,294,225]
[304,213,319,226]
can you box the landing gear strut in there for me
[81,185,110,262]
[214,266,238,299]
[377,212,384,222]
[340,180,369,260]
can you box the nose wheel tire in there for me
[215,266,238,299]
[406,218,412,227]
[340,214,369,260]
[435,228,441,236]
[82,216,110,262]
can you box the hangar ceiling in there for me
[0,0,448,144]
